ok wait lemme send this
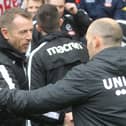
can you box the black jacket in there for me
[28,32,89,125]
[1,47,126,126]
[28,32,89,89]
[0,35,28,126]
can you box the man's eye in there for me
[20,30,27,34]
[30,29,33,32]
[29,7,33,9]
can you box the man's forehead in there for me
[48,0,65,4]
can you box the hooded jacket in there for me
[0,35,28,126]
[28,32,89,89]
[28,31,89,125]
[0,47,126,126]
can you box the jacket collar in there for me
[39,31,72,43]
[0,35,26,62]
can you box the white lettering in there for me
[47,47,57,56]
[103,78,113,90]
[63,44,72,52]
[71,43,83,50]
[103,76,126,90]
[47,42,83,56]
[57,46,64,53]
[113,77,123,88]
[122,76,126,86]
[103,76,126,96]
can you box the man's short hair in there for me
[36,4,60,33]
[44,0,65,4]
[25,0,44,5]
[0,7,32,29]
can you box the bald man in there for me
[1,18,126,126]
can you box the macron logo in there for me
[47,42,83,56]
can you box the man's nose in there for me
[26,31,32,41]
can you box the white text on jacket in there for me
[47,42,83,56]
[103,76,126,96]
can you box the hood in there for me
[92,47,126,75]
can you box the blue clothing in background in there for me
[80,0,125,20]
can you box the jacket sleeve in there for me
[0,64,89,115]
[0,64,22,119]
[0,65,18,89]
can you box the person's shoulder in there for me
[30,41,47,58]
[0,51,13,66]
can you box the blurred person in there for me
[28,0,89,124]
[117,19,126,46]
[121,0,126,20]
[22,0,45,57]
[65,0,80,8]
[32,0,91,50]
[46,0,91,38]
[23,0,44,19]
[80,0,125,20]
[0,18,126,126]
[28,4,89,126]
[0,8,33,126]
[18,0,24,7]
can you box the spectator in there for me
[80,0,125,20]
[32,0,91,50]
[28,4,89,126]
[0,8,33,126]
[121,0,126,20]
[65,0,80,8]
[22,0,44,19]
[22,0,45,57]
[0,18,125,126]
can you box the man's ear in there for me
[36,24,43,32]
[59,18,64,27]
[93,35,101,49]
[0,28,9,39]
